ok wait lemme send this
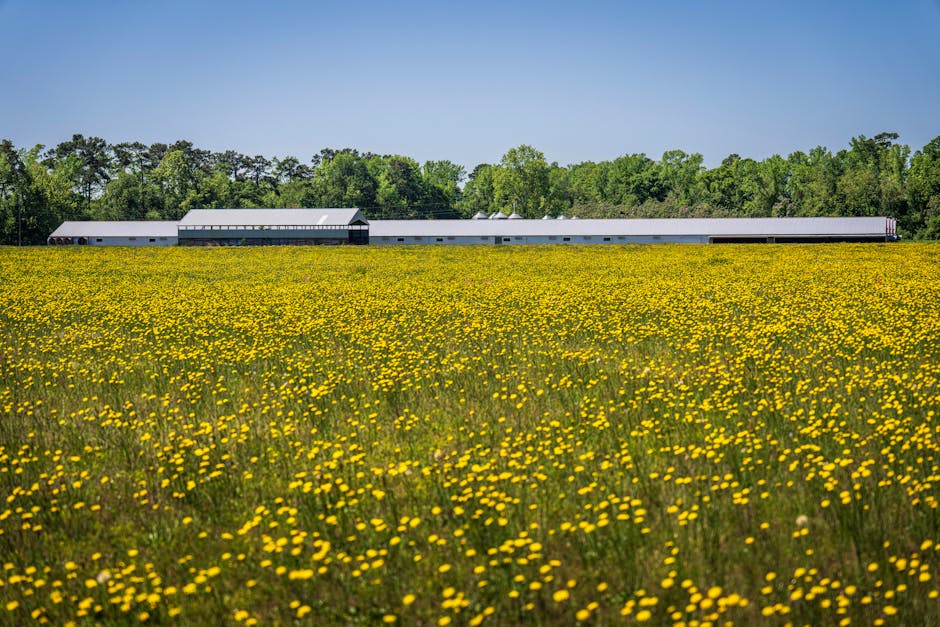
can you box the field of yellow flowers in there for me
[1,243,939,625]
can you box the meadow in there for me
[1,243,939,626]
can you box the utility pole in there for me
[139,153,145,218]
[17,195,21,247]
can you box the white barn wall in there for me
[368,217,895,245]
[87,235,176,247]
[371,234,709,245]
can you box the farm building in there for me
[47,221,179,246]
[47,213,898,247]
[369,216,898,245]
[176,208,369,246]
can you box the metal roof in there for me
[49,221,179,238]
[178,208,367,227]
[369,217,894,238]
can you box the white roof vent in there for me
[542,215,553,220]
[556,214,567,220]
[489,211,508,220]
[472,211,488,220]
[570,215,579,220]
[508,212,523,220]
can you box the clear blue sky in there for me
[2,0,938,169]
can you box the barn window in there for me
[563,237,571,242]
[96,238,103,242]
[436,238,444,242]
[397,238,404,242]
[502,238,510,242]
[149,238,156,242]
[603,237,611,241]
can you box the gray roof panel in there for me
[369,217,893,238]
[49,221,179,238]
[178,208,366,227]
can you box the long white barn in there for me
[48,221,179,246]
[370,216,898,245]
[47,212,899,246]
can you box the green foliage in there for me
[493,145,551,217]
[422,160,465,208]
[456,164,496,217]
[658,149,705,206]
[3,132,940,245]
[907,137,940,238]
[311,151,377,211]
[50,134,112,212]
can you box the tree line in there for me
[1,132,939,244]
